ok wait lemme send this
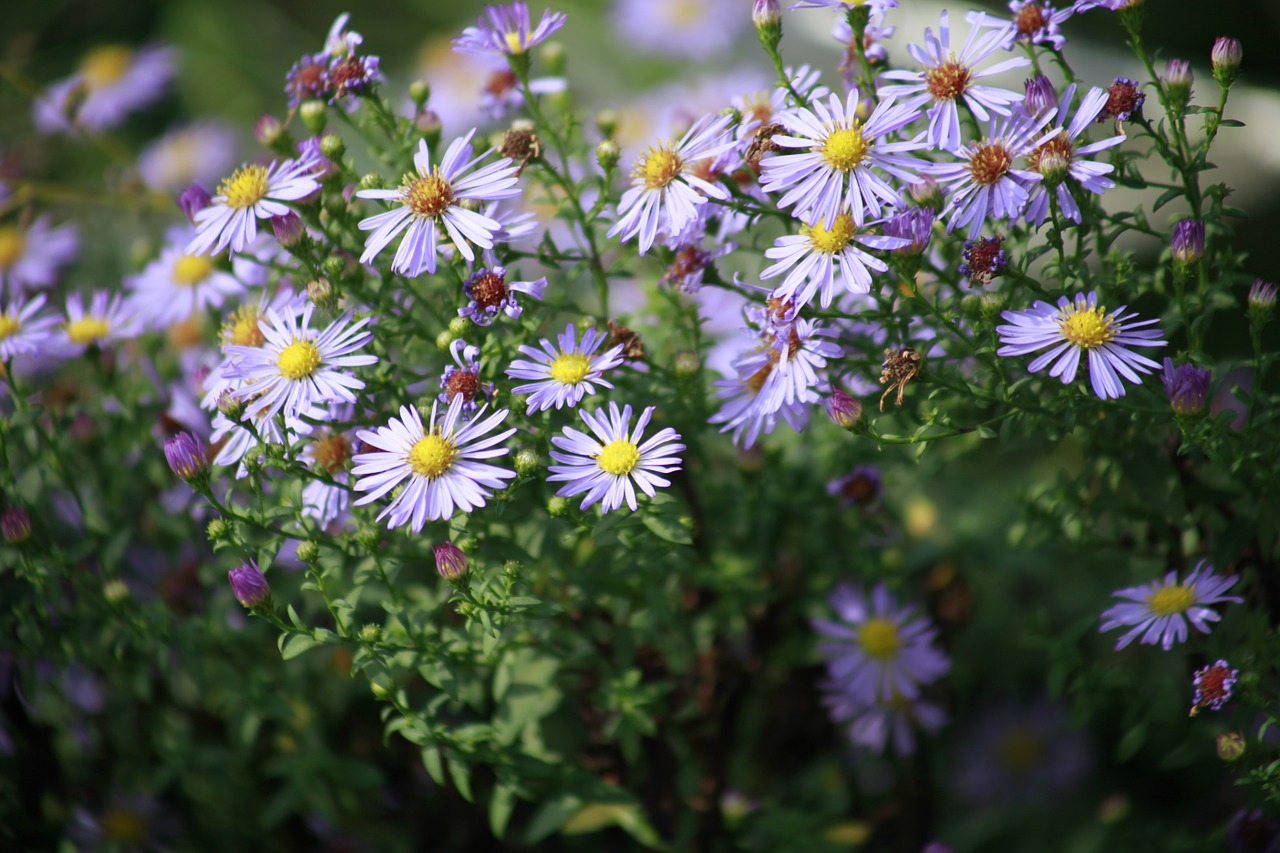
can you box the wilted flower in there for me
[1190,659,1238,715]
[433,541,469,582]
[228,561,270,608]
[959,235,1007,286]
[1099,77,1144,123]
[1162,358,1211,415]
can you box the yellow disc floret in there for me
[408,432,458,479]
[805,212,857,255]
[858,617,902,661]
[80,45,133,88]
[223,306,266,347]
[173,254,215,286]
[596,439,641,476]
[635,143,683,190]
[503,31,525,54]
[1148,582,1196,615]
[402,168,455,218]
[1058,300,1117,349]
[277,339,321,379]
[821,124,871,172]
[219,164,270,211]
[0,228,24,270]
[67,316,110,345]
[549,352,591,385]
[0,313,21,340]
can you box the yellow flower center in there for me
[79,45,133,88]
[402,169,454,218]
[277,339,321,379]
[0,313,20,340]
[67,316,110,345]
[549,352,591,385]
[635,144,683,190]
[219,164,270,211]
[925,57,971,101]
[1058,300,1117,349]
[0,228,24,270]
[311,433,351,474]
[408,432,457,479]
[1148,582,1196,615]
[998,728,1046,772]
[805,212,857,255]
[223,306,265,347]
[596,439,640,476]
[968,142,1013,186]
[857,617,901,661]
[168,316,205,349]
[173,254,215,286]
[821,125,871,172]
[503,32,525,53]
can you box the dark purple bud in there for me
[1161,358,1211,415]
[434,541,469,582]
[163,431,208,481]
[271,211,305,247]
[1023,74,1059,116]
[1,507,32,544]
[1171,218,1204,265]
[177,182,212,224]
[228,560,270,607]
[825,390,863,430]
[882,207,935,255]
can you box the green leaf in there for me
[1153,187,1182,211]
[448,757,474,802]
[421,747,445,786]
[279,631,323,660]
[489,781,518,838]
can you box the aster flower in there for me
[353,396,517,530]
[138,122,237,193]
[761,209,909,310]
[879,12,1031,152]
[355,132,521,277]
[813,582,952,704]
[201,287,309,410]
[452,2,568,56]
[1162,358,1211,415]
[953,702,1091,805]
[228,560,270,607]
[926,111,1057,239]
[33,44,174,135]
[959,234,1007,286]
[0,293,59,361]
[613,0,749,58]
[828,692,947,757]
[1098,77,1145,123]
[59,291,139,353]
[0,216,79,296]
[607,112,738,254]
[827,465,883,509]
[459,265,546,325]
[1190,660,1238,715]
[506,323,625,414]
[547,402,685,513]
[222,304,376,422]
[760,88,926,228]
[1000,1,1074,51]
[438,339,495,415]
[126,227,245,330]
[881,207,935,256]
[1024,85,1125,228]
[302,416,356,528]
[791,0,899,11]
[997,291,1166,399]
[662,239,736,293]
[1101,562,1242,651]
[188,156,323,256]
[209,407,317,478]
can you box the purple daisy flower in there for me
[459,265,546,325]
[356,132,521,277]
[879,11,1031,152]
[59,290,140,354]
[547,402,685,513]
[1000,1,1075,51]
[1191,659,1238,715]
[33,44,174,135]
[438,339,495,415]
[126,226,245,330]
[0,293,59,361]
[829,693,947,757]
[607,112,738,255]
[996,291,1166,399]
[926,111,1057,239]
[761,209,909,309]
[189,155,323,256]
[813,583,952,704]
[1024,85,1126,227]
[760,87,928,228]
[0,216,79,297]
[452,2,568,56]
[506,323,625,414]
[1100,561,1242,651]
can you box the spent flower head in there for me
[1190,660,1238,716]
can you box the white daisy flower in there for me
[355,131,521,278]
[505,323,625,414]
[188,155,322,256]
[223,304,376,422]
[548,402,685,513]
[352,396,517,531]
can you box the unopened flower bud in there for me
[177,182,212,224]
[307,277,335,309]
[1212,37,1242,87]
[228,561,270,608]
[596,139,621,171]
[595,109,618,139]
[1162,359,1211,416]
[358,173,384,191]
[163,432,208,483]
[408,79,431,107]
[1248,278,1277,326]
[548,496,571,517]
[299,99,327,134]
[907,175,944,211]
[1217,731,1246,761]
[355,526,382,551]
[980,291,1008,320]
[825,390,863,430]
[541,41,566,74]
[1023,75,1059,116]
[319,133,346,161]
[754,0,783,53]
[671,350,700,378]
[1171,218,1205,267]
[960,293,983,318]
[359,623,382,643]
[415,109,443,147]
[103,578,130,603]
[1162,60,1194,117]
[295,541,320,564]
[514,448,540,476]
[217,390,247,422]
[206,517,234,544]
[254,114,284,147]
[1,507,32,544]
[434,541,469,582]
[272,211,306,247]
[435,329,455,350]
